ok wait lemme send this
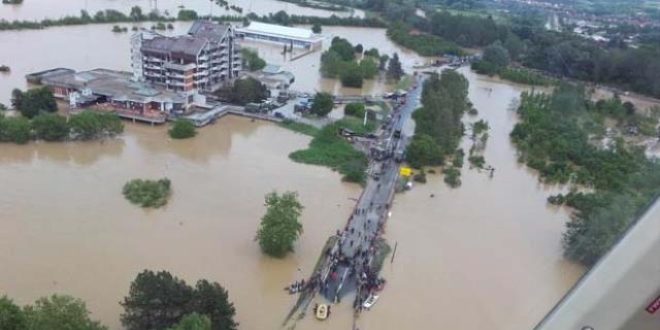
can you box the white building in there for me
[235,22,323,50]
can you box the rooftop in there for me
[237,22,322,41]
[41,69,186,104]
[142,35,207,57]
[189,20,230,40]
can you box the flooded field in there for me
[0,14,586,330]
[0,0,364,21]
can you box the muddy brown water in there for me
[0,0,364,21]
[0,16,584,330]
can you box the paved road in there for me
[318,74,427,306]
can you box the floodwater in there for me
[0,17,585,330]
[0,0,364,21]
[0,22,426,105]
[0,116,363,330]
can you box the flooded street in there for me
[0,7,584,330]
[0,0,363,21]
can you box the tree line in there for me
[510,84,660,266]
[0,270,237,330]
[407,70,470,186]
[388,8,660,98]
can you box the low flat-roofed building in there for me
[235,22,323,50]
[38,68,189,122]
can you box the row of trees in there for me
[244,11,387,28]
[0,111,124,144]
[386,22,464,56]
[407,70,470,169]
[510,84,660,266]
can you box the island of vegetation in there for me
[0,65,10,72]
[406,70,470,187]
[255,191,304,258]
[320,37,404,88]
[1,0,23,4]
[511,84,660,267]
[168,119,197,139]
[122,178,172,208]
[288,97,378,184]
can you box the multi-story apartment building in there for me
[130,20,241,95]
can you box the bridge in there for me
[282,75,424,328]
[535,195,660,330]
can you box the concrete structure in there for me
[243,64,295,90]
[535,197,660,330]
[33,68,187,123]
[235,22,323,50]
[131,20,241,95]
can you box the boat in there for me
[362,294,379,309]
[315,304,328,320]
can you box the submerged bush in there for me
[122,178,171,208]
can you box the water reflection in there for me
[0,138,125,165]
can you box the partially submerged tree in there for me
[386,52,404,81]
[255,191,304,258]
[311,92,333,117]
[169,119,197,139]
[121,270,237,330]
[23,295,107,330]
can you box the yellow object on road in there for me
[399,167,412,176]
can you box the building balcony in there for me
[164,62,196,71]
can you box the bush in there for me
[122,178,171,208]
[413,170,427,183]
[0,116,30,144]
[443,167,461,188]
[468,155,485,168]
[31,113,69,141]
[344,102,365,118]
[69,111,123,140]
[255,191,304,258]
[169,119,197,139]
[12,87,57,119]
[241,48,266,71]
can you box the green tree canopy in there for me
[482,41,510,69]
[255,191,304,258]
[241,48,266,72]
[359,57,379,79]
[129,6,144,21]
[311,92,334,117]
[406,134,445,168]
[311,23,322,34]
[169,119,197,139]
[121,271,237,330]
[31,113,69,141]
[177,9,198,21]
[166,313,211,330]
[386,53,404,81]
[23,295,107,330]
[0,296,26,330]
[344,102,365,118]
[12,87,57,119]
[0,116,30,144]
[215,77,268,105]
[340,62,364,88]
